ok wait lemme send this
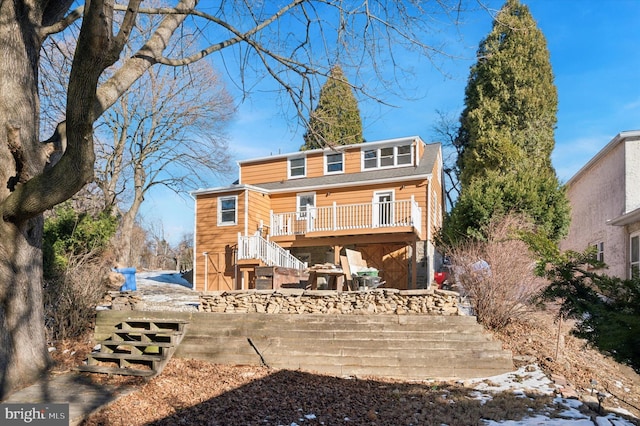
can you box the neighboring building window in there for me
[591,241,604,263]
[289,157,306,178]
[631,234,639,279]
[362,144,413,169]
[297,192,316,218]
[325,152,343,173]
[218,196,237,225]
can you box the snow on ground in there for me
[134,270,199,310]
[136,270,193,288]
[466,365,637,425]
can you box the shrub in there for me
[533,247,640,372]
[43,253,111,341]
[445,215,548,330]
[43,203,118,340]
[43,203,118,279]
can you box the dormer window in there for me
[397,145,412,165]
[380,147,394,167]
[289,157,306,178]
[325,152,344,174]
[364,149,378,169]
[362,144,413,169]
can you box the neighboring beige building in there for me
[561,130,640,279]
[191,136,445,292]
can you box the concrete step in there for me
[247,336,505,352]
[92,311,513,380]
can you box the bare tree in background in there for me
[41,23,233,266]
[0,0,471,398]
[96,58,233,266]
[432,109,462,210]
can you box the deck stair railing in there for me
[237,233,307,270]
[270,197,422,237]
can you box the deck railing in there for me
[270,197,422,237]
[237,233,307,270]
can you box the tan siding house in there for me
[561,130,640,279]
[192,136,445,291]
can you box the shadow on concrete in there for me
[2,372,135,426]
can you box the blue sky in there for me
[140,0,640,245]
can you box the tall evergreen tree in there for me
[302,65,363,150]
[444,0,569,243]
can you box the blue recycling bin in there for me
[115,267,137,291]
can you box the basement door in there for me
[358,244,409,290]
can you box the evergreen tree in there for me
[302,65,363,150]
[445,0,569,242]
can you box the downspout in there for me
[426,176,433,289]
[189,192,197,290]
[242,188,249,290]
[244,188,249,237]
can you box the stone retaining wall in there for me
[199,289,461,315]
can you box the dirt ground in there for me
[50,307,640,426]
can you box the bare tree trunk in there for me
[0,0,138,398]
[0,222,49,399]
[0,1,51,398]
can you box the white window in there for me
[591,241,604,263]
[631,234,639,279]
[296,192,316,219]
[218,196,237,226]
[363,149,377,169]
[361,144,413,169]
[289,157,306,178]
[325,152,344,173]
[397,145,412,165]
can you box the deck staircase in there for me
[78,319,188,377]
[237,233,307,270]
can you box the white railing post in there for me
[269,210,275,235]
[306,204,313,233]
[332,202,337,231]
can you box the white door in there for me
[373,191,393,227]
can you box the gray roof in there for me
[253,142,440,193]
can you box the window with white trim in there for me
[397,145,412,165]
[380,147,394,167]
[296,192,316,219]
[362,144,413,169]
[289,157,306,178]
[363,149,377,169]
[591,241,604,263]
[218,196,237,226]
[631,234,639,279]
[325,152,343,173]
